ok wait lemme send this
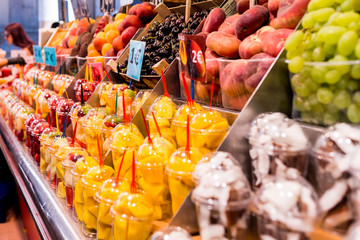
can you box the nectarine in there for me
[112,36,125,53]
[93,37,107,52]
[129,5,139,15]
[119,15,143,32]
[121,26,138,46]
[206,31,241,58]
[202,8,226,33]
[115,13,127,21]
[106,29,119,43]
[88,50,101,57]
[67,35,78,48]
[101,43,113,56]
[137,2,156,23]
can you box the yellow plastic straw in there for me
[55,112,60,134]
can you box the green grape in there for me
[348,22,359,31]
[337,31,358,56]
[335,0,346,3]
[341,0,353,11]
[294,96,308,111]
[316,87,334,104]
[313,0,336,8]
[317,26,347,44]
[305,78,320,92]
[286,48,303,59]
[353,0,360,11]
[353,91,360,106]
[347,103,360,123]
[325,69,342,84]
[300,111,315,123]
[333,90,351,109]
[335,78,349,90]
[355,40,360,59]
[313,8,335,22]
[302,51,313,61]
[347,81,359,91]
[304,33,317,49]
[307,1,319,11]
[300,66,312,78]
[294,83,311,97]
[312,47,326,61]
[328,12,342,25]
[308,94,320,108]
[329,55,350,74]
[351,65,360,79]
[326,102,340,114]
[288,56,304,73]
[290,74,303,88]
[302,12,316,29]
[285,31,304,52]
[323,43,337,57]
[323,112,339,125]
[311,65,327,83]
[312,102,325,114]
[335,11,360,26]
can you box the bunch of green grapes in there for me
[285,0,360,125]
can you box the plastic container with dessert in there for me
[110,191,155,240]
[81,165,114,237]
[252,171,320,240]
[64,55,78,76]
[56,99,74,132]
[248,112,309,190]
[95,178,130,240]
[192,153,252,239]
[312,123,360,235]
[146,95,178,142]
[218,56,275,111]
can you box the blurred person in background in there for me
[0,23,35,69]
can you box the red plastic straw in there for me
[140,108,152,145]
[161,70,169,97]
[115,149,126,187]
[47,114,51,126]
[210,77,215,111]
[96,134,104,168]
[131,151,137,193]
[151,111,162,137]
[181,72,193,106]
[122,92,127,124]
[72,122,78,146]
[186,114,191,158]
[105,68,113,84]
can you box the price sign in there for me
[120,0,134,7]
[126,40,146,81]
[179,34,206,83]
[33,45,43,63]
[44,47,57,66]
[100,0,115,13]
[71,0,90,19]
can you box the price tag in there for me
[44,47,57,66]
[179,34,206,83]
[33,45,43,63]
[71,0,90,19]
[100,0,115,13]
[126,40,146,81]
[120,0,134,7]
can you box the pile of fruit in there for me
[286,0,360,125]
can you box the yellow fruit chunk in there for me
[97,222,112,240]
[83,209,97,230]
[74,202,83,221]
[56,181,66,198]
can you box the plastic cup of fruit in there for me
[70,102,92,148]
[190,110,229,152]
[133,90,151,113]
[191,164,251,239]
[54,145,83,198]
[110,125,144,181]
[9,102,22,130]
[43,131,60,181]
[81,165,114,238]
[62,151,89,209]
[38,89,53,118]
[30,120,51,164]
[48,95,65,128]
[100,115,123,166]
[97,82,113,108]
[165,147,204,214]
[48,137,70,189]
[95,178,130,240]
[171,103,204,147]
[146,96,178,141]
[72,156,99,223]
[14,107,33,142]
[82,108,108,159]
[110,191,154,240]
[39,129,51,175]
[107,84,129,114]
[73,78,86,101]
[150,226,192,240]
[75,81,98,102]
[115,90,136,120]
[56,99,74,132]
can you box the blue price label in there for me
[44,47,57,66]
[33,45,43,63]
[126,40,146,81]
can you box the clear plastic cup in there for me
[253,173,320,240]
[37,89,54,118]
[190,110,229,152]
[166,147,204,214]
[69,102,92,148]
[248,113,309,189]
[75,81,98,102]
[97,82,113,108]
[14,107,33,142]
[110,191,154,240]
[31,121,51,164]
[48,95,65,128]
[171,103,204,147]
[133,90,151,113]
[150,226,192,240]
[101,115,123,166]
[346,221,360,240]
[146,96,177,142]
[107,84,129,114]
[62,151,89,209]
[25,113,42,148]
[43,131,60,180]
[72,156,99,222]
[39,129,51,175]
[82,108,108,159]
[48,136,70,189]
[81,165,114,237]
[56,99,74,132]
[95,178,130,240]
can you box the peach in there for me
[239,34,263,59]
[258,28,293,56]
[202,8,226,33]
[121,26,138,46]
[129,4,139,15]
[105,48,116,57]
[237,0,250,14]
[101,43,113,56]
[78,18,90,29]
[206,31,241,58]
[205,50,220,83]
[117,48,124,57]
[93,37,107,52]
[104,23,112,33]
[195,81,221,104]
[106,29,119,43]
[69,26,78,36]
[112,36,125,53]
[119,15,143,32]
[268,0,281,15]
[235,5,270,40]
[136,2,156,23]
[67,35,78,48]
[88,50,101,57]
[218,14,241,35]
[227,93,251,110]
[244,53,274,91]
[270,0,310,29]
[76,27,87,36]
[97,32,106,39]
[220,60,252,97]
